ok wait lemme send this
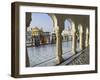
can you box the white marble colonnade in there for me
[49,14,89,64]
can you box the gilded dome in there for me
[32,27,43,32]
[31,27,43,36]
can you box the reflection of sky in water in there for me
[27,41,72,66]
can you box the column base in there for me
[55,56,63,64]
[72,50,76,54]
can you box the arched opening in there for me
[62,19,72,56]
[26,13,57,67]
[78,24,83,50]
[62,18,80,55]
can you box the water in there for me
[27,41,73,67]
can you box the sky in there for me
[30,13,71,32]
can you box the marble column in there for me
[85,28,89,47]
[79,24,83,50]
[72,22,76,54]
[26,13,31,67]
[49,14,63,64]
[55,26,63,64]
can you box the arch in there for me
[48,14,58,29]
[62,19,72,41]
[64,19,72,30]
[27,13,63,65]
[30,13,54,32]
[63,18,77,54]
[49,14,63,64]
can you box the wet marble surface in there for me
[27,41,74,67]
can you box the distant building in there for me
[31,27,43,36]
[26,27,57,46]
[50,32,56,44]
[62,30,72,41]
[42,32,50,44]
[31,27,51,46]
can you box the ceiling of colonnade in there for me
[55,14,90,31]
[26,12,89,32]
